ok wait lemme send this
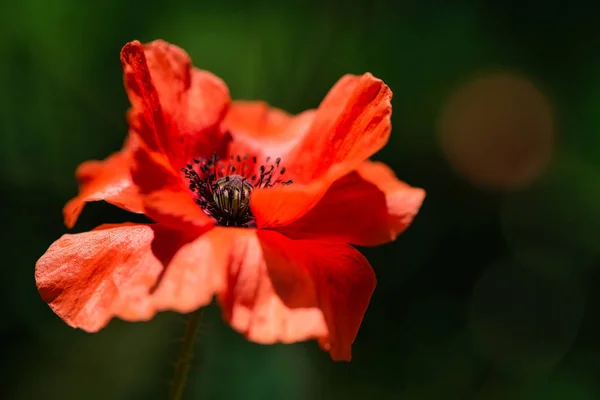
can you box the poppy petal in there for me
[223,101,315,158]
[101,227,324,349]
[149,227,238,314]
[207,228,325,350]
[35,224,170,331]
[357,161,426,241]
[250,73,392,228]
[289,73,392,182]
[276,161,426,246]
[256,230,376,361]
[63,134,144,228]
[37,224,374,360]
[121,40,230,167]
[120,41,166,153]
[131,145,214,233]
[155,226,373,360]
[250,161,354,228]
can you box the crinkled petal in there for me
[277,161,426,246]
[63,133,144,228]
[213,228,328,351]
[288,73,392,182]
[255,230,376,361]
[357,161,426,240]
[120,40,227,232]
[223,100,315,158]
[120,41,166,153]
[35,224,172,331]
[36,224,375,360]
[250,73,392,228]
[192,228,374,361]
[250,161,354,229]
[149,227,241,314]
[154,226,375,361]
[121,40,230,167]
[131,145,214,233]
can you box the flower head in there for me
[35,40,425,361]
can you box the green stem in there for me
[169,309,203,400]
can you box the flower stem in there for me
[169,309,203,400]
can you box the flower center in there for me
[212,174,253,220]
[181,153,292,227]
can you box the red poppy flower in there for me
[35,40,425,361]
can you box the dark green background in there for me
[2,1,600,399]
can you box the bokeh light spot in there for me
[438,72,555,190]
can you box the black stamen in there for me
[182,152,293,228]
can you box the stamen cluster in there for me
[181,153,292,227]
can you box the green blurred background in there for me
[2,0,600,399]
